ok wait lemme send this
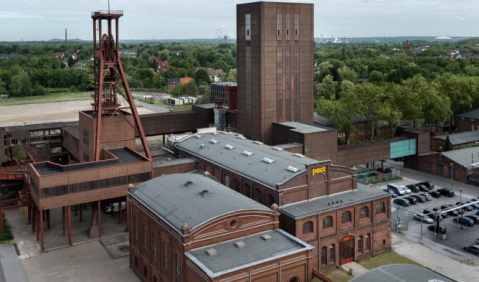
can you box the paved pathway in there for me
[133,99,169,113]
[0,245,28,282]
[342,261,368,277]
[392,233,479,282]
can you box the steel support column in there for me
[62,207,65,235]
[40,209,44,252]
[67,205,72,246]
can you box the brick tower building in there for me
[236,2,314,144]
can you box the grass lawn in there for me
[316,268,353,282]
[0,92,90,105]
[358,251,421,269]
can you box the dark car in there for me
[440,205,459,216]
[410,194,426,203]
[457,201,474,211]
[416,183,430,192]
[453,217,474,226]
[393,198,410,207]
[405,196,418,205]
[463,245,479,256]
[383,189,398,198]
[466,200,479,210]
[428,225,447,234]
[406,184,420,193]
[417,181,434,190]
[432,207,449,218]
[424,209,444,220]
[420,193,432,201]
[437,188,455,197]
[464,214,479,224]
[428,191,442,198]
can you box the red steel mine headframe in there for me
[91,10,151,161]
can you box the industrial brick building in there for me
[456,108,479,132]
[172,131,392,271]
[236,1,314,144]
[129,173,313,282]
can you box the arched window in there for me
[358,236,363,254]
[289,277,299,282]
[267,194,275,207]
[341,211,352,223]
[224,174,230,187]
[244,183,251,197]
[321,246,327,265]
[360,206,369,219]
[255,188,262,203]
[323,215,333,229]
[329,244,336,262]
[302,221,313,234]
[365,234,371,251]
[376,202,385,214]
[233,178,240,191]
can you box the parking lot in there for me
[371,161,479,263]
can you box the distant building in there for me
[198,85,209,96]
[119,48,137,58]
[71,60,86,69]
[167,77,193,90]
[54,52,65,58]
[71,53,78,60]
[457,108,479,132]
[206,68,224,83]
[430,131,479,152]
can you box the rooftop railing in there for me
[91,10,123,16]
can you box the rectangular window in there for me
[294,45,300,121]
[376,202,385,214]
[82,129,89,146]
[285,47,291,120]
[436,165,443,174]
[286,14,291,40]
[277,14,282,40]
[246,46,251,136]
[365,234,371,251]
[358,236,363,254]
[425,162,432,171]
[294,14,299,40]
[277,46,283,121]
[143,223,147,251]
[245,14,251,41]
[152,232,157,263]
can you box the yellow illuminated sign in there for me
[312,166,326,176]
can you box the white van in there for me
[387,183,406,196]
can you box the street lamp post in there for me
[460,187,463,230]
[450,163,454,187]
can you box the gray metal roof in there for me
[280,184,389,219]
[457,108,479,119]
[432,131,479,145]
[175,132,322,188]
[278,121,330,133]
[350,264,455,282]
[130,173,271,232]
[441,147,479,169]
[185,229,313,278]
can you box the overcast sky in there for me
[1,0,478,41]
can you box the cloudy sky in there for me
[1,0,478,41]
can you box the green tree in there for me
[444,134,452,151]
[354,83,386,141]
[319,75,338,100]
[338,67,357,84]
[195,69,211,85]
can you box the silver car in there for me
[413,214,434,224]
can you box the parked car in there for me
[464,214,479,224]
[406,184,420,193]
[432,207,449,219]
[424,209,444,220]
[463,245,479,256]
[475,210,479,217]
[440,205,459,216]
[410,194,426,203]
[405,196,418,205]
[456,201,474,211]
[388,184,406,196]
[428,191,442,198]
[428,225,447,234]
[413,213,434,224]
[402,185,412,194]
[437,188,455,197]
[453,217,474,227]
[102,202,126,213]
[420,193,432,201]
[417,181,434,190]
[383,189,398,198]
[416,183,430,192]
[393,198,410,207]
[466,200,479,210]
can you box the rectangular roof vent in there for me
[206,248,217,256]
[234,241,246,248]
[272,147,283,151]
[293,153,304,158]
[262,157,274,164]
[209,139,219,144]
[236,135,246,140]
[225,144,235,150]
[195,135,202,139]
[253,141,263,145]
[261,234,272,241]
[286,166,299,173]
[242,150,253,156]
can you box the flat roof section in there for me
[278,121,330,133]
[432,131,479,146]
[33,147,147,176]
[280,184,389,220]
[130,173,271,232]
[350,264,455,282]
[176,132,322,188]
[185,229,312,278]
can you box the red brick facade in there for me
[457,116,479,132]
[416,153,469,183]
